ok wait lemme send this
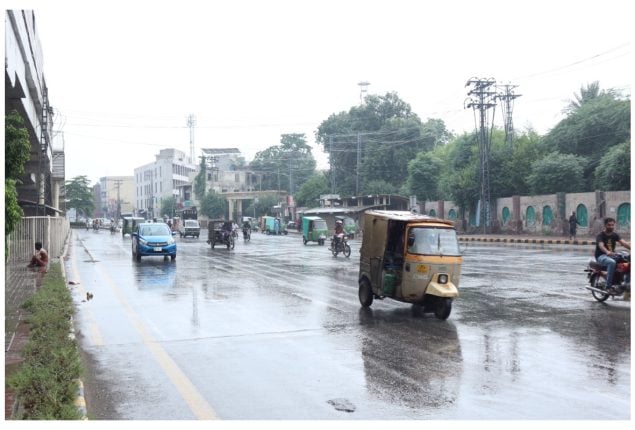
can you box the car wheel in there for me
[359,278,373,307]
[171,255,176,261]
[135,252,141,262]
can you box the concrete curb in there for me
[458,237,595,246]
[59,230,88,420]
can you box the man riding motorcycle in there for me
[595,217,631,294]
[330,220,345,250]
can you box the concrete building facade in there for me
[5,10,64,215]
[134,149,196,219]
[98,176,135,219]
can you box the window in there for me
[576,204,588,227]
[448,209,457,220]
[617,203,630,229]
[429,209,436,217]
[526,206,536,226]
[542,205,553,226]
[502,207,511,225]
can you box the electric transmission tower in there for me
[186,114,197,164]
[497,84,521,146]
[465,77,497,232]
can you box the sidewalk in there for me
[5,263,46,419]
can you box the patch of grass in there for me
[7,262,83,420]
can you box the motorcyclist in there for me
[331,220,345,250]
[595,217,631,294]
[222,221,233,241]
[242,220,251,238]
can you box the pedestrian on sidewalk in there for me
[27,241,49,272]
[568,211,579,241]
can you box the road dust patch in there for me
[327,398,356,413]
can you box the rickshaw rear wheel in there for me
[303,236,307,245]
[359,278,373,307]
[433,297,452,320]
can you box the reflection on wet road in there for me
[68,229,630,419]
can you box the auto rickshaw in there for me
[302,216,328,245]
[358,210,462,320]
[263,216,287,235]
[207,219,235,249]
[335,215,356,239]
[122,216,145,237]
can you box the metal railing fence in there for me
[6,216,71,263]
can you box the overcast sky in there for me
[14,0,632,185]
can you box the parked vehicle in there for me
[585,250,631,302]
[131,222,177,262]
[335,215,356,239]
[179,219,200,238]
[122,216,146,236]
[302,216,328,245]
[207,219,235,250]
[357,210,462,320]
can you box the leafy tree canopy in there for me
[294,172,330,208]
[65,176,95,218]
[194,156,207,201]
[593,140,630,191]
[200,191,227,219]
[160,196,177,218]
[249,133,316,193]
[5,110,31,180]
[527,153,586,194]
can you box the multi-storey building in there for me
[201,148,258,193]
[5,10,64,215]
[98,176,135,219]
[134,149,196,219]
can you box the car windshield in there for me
[185,220,198,227]
[140,225,170,236]
[407,227,460,256]
[313,220,327,229]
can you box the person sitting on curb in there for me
[28,241,49,271]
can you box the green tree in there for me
[5,110,31,245]
[6,110,31,179]
[545,84,630,188]
[406,152,442,201]
[564,81,617,114]
[65,176,95,218]
[527,153,586,194]
[363,179,399,195]
[593,140,630,190]
[200,191,227,219]
[294,172,330,207]
[160,196,177,218]
[315,92,445,195]
[249,133,316,193]
[194,156,207,201]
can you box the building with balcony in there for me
[134,148,196,220]
[5,10,64,215]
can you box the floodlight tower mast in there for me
[358,81,370,105]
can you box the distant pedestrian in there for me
[28,241,49,271]
[568,211,579,240]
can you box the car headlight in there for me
[168,237,175,245]
[138,238,148,245]
[438,274,448,284]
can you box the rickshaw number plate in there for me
[417,265,429,273]
[154,247,162,252]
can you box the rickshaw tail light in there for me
[438,274,448,284]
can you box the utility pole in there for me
[330,135,335,194]
[465,77,497,232]
[356,132,362,196]
[113,179,123,221]
[497,84,521,146]
[186,114,197,164]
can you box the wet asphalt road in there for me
[66,228,630,420]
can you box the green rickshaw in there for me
[122,216,145,237]
[335,215,356,239]
[263,216,287,235]
[302,216,328,245]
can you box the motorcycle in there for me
[331,234,351,258]
[243,227,251,242]
[585,250,631,302]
